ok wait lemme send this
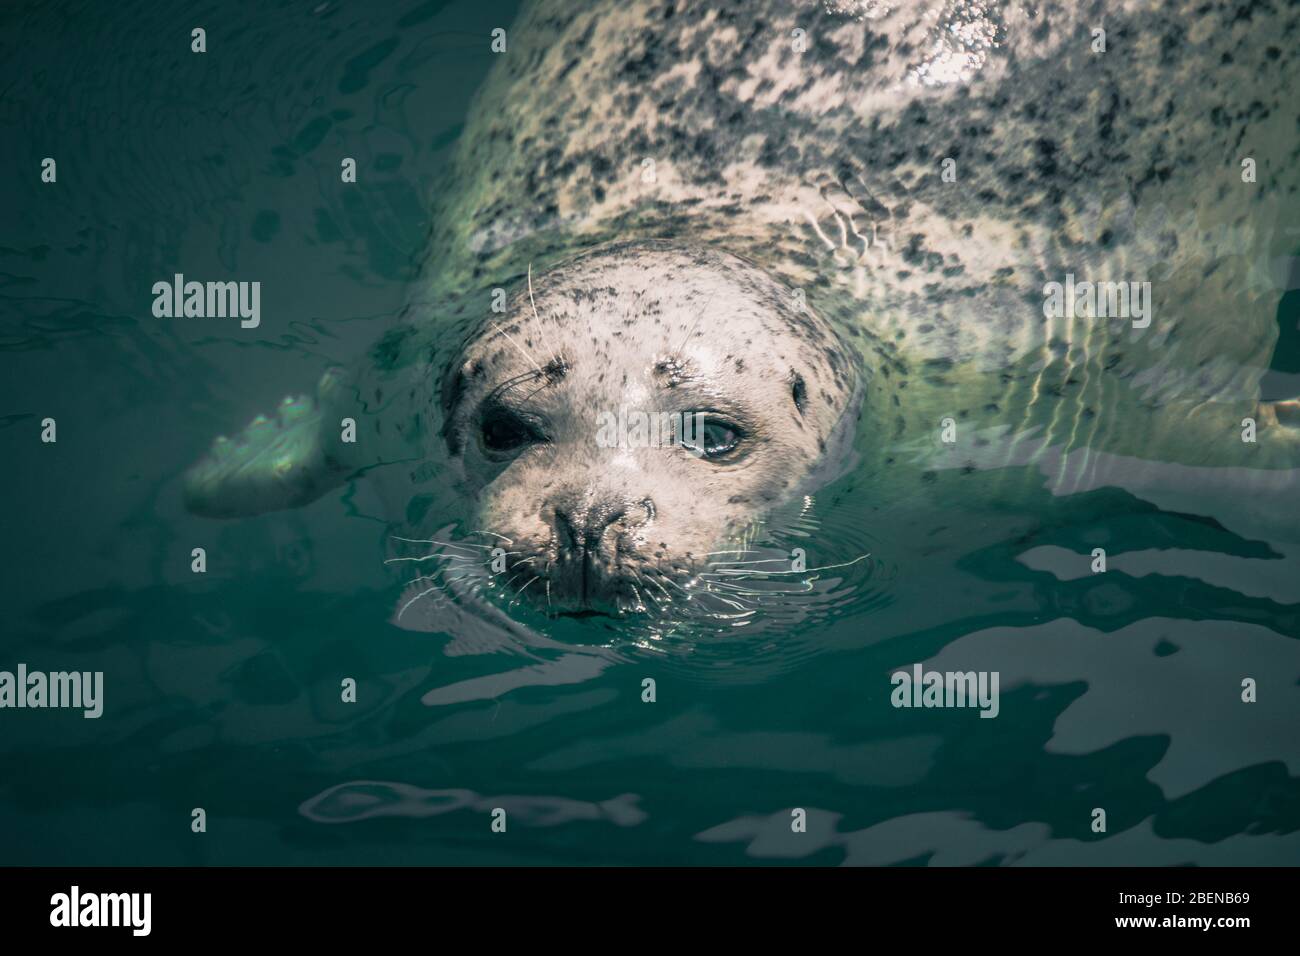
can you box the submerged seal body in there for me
[185,0,1300,624]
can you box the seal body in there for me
[426,0,1300,464]
[185,0,1300,617]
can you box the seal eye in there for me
[680,416,745,461]
[480,407,543,456]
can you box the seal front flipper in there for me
[183,381,346,518]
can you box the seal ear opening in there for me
[790,371,808,414]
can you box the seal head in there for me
[440,241,859,614]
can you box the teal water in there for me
[2,0,1299,866]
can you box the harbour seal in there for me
[186,238,863,623]
[184,0,1300,631]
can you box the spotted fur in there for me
[187,0,1300,544]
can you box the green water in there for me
[2,0,1299,866]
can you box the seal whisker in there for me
[405,573,449,589]
[486,368,548,404]
[489,320,545,375]
[508,575,540,609]
[671,289,716,357]
[397,584,450,621]
[660,577,692,596]
[390,536,496,551]
[385,553,474,565]
[636,578,665,605]
[527,261,562,368]
[705,593,752,613]
[640,572,673,604]
[706,553,871,576]
[516,376,559,406]
[435,573,477,588]
[703,579,816,597]
[466,529,512,543]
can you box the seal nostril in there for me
[587,508,626,549]
[553,508,582,552]
[642,498,656,521]
[554,506,627,554]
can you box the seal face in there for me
[440,241,859,614]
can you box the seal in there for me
[185,0,1300,627]
[186,239,862,618]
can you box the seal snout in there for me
[547,496,655,609]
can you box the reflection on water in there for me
[300,780,646,828]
